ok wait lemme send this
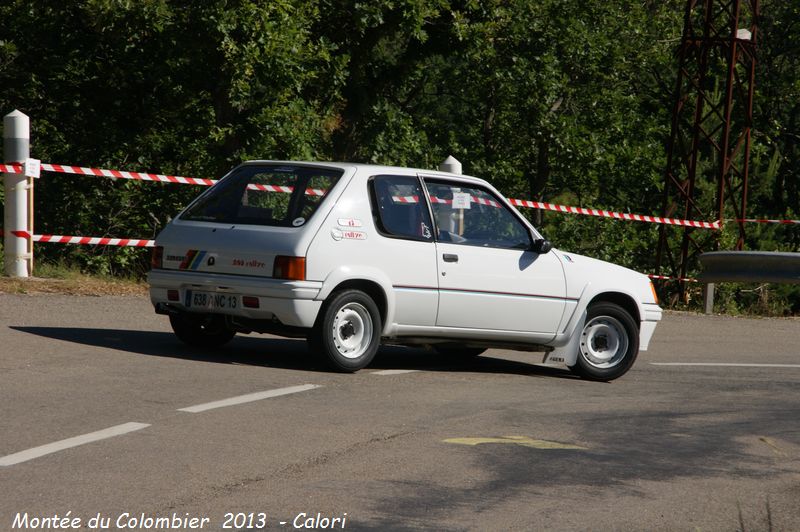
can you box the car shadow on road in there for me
[373,344,576,380]
[9,326,576,380]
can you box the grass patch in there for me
[0,259,147,296]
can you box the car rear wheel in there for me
[569,302,639,381]
[169,313,236,348]
[312,289,382,372]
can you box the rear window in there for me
[180,165,342,227]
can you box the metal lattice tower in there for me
[655,0,759,296]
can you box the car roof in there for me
[241,160,488,185]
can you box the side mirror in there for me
[531,238,552,254]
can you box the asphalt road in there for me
[1,293,798,531]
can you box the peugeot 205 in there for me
[148,161,661,380]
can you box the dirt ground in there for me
[0,275,147,296]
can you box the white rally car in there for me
[148,161,661,380]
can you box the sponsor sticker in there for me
[232,258,267,268]
[332,229,366,241]
[341,230,367,240]
[337,218,363,227]
[179,250,206,270]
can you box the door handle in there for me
[443,253,459,263]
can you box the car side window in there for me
[424,180,532,250]
[369,175,434,242]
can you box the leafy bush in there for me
[1,1,798,313]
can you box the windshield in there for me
[180,165,342,227]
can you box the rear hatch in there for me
[155,163,344,278]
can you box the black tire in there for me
[569,302,639,381]
[306,334,323,357]
[311,289,382,372]
[433,345,487,358]
[169,313,236,348]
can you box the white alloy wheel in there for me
[313,289,382,372]
[579,315,629,369]
[331,302,373,359]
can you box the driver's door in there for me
[423,178,567,337]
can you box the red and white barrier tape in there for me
[0,163,22,173]
[394,194,717,228]
[509,199,720,229]
[246,184,327,194]
[2,162,330,195]
[36,234,154,247]
[0,229,702,283]
[648,274,699,283]
[1,229,153,247]
[393,194,502,207]
[2,162,216,186]
[5,160,722,228]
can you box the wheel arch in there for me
[548,292,641,369]
[323,279,388,331]
[588,291,641,325]
[317,266,395,335]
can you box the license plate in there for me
[185,290,238,310]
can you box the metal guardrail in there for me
[699,251,800,284]
[698,251,800,313]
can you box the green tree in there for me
[0,0,798,314]
[1,0,338,273]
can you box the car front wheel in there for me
[569,302,639,381]
[312,289,382,372]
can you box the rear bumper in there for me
[639,303,663,351]
[148,269,323,328]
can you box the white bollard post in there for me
[439,155,462,175]
[703,283,715,315]
[3,110,31,277]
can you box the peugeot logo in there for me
[207,256,216,266]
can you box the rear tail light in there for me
[151,246,164,269]
[167,289,180,301]
[273,256,306,280]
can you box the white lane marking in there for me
[177,384,320,413]
[0,422,150,467]
[651,363,800,368]
[371,369,420,375]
